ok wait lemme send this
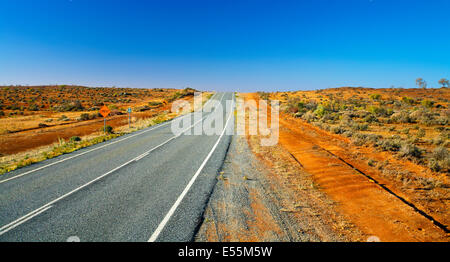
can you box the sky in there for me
[0,0,449,92]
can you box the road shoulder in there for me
[195,133,364,241]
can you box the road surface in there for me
[0,92,234,242]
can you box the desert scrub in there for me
[368,159,377,167]
[398,142,422,159]
[69,136,82,142]
[167,87,196,102]
[79,113,98,121]
[331,125,347,134]
[102,125,114,134]
[369,94,382,100]
[401,97,416,106]
[302,111,316,123]
[432,146,448,161]
[0,133,122,175]
[421,100,434,108]
[367,105,388,117]
[375,137,402,152]
[390,111,412,123]
[351,133,369,146]
[0,92,201,176]
[401,128,410,135]
[409,109,435,126]
[28,104,39,111]
[148,101,163,107]
[430,146,450,172]
[416,128,426,138]
[363,114,378,123]
[54,101,84,112]
[257,91,270,101]
[351,123,369,131]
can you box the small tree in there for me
[438,78,449,88]
[416,78,427,89]
[369,94,381,100]
[104,125,113,134]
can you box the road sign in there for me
[127,107,132,128]
[99,106,111,118]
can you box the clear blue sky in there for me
[0,0,449,92]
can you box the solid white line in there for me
[0,204,52,232]
[0,92,219,185]
[0,205,53,235]
[148,96,234,242]
[0,93,225,236]
[134,152,149,162]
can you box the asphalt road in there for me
[0,92,235,242]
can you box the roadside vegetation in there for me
[0,85,181,134]
[0,112,168,175]
[269,84,449,174]
[0,88,211,176]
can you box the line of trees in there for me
[416,78,449,88]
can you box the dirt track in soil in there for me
[0,110,160,156]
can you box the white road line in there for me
[0,204,53,232]
[0,92,219,185]
[134,152,149,162]
[148,96,234,242]
[0,205,53,235]
[0,93,226,236]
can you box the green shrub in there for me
[59,115,68,121]
[314,104,329,118]
[302,111,315,122]
[369,94,381,100]
[28,104,39,111]
[284,97,307,114]
[7,104,20,110]
[368,159,377,167]
[364,114,378,123]
[55,101,84,112]
[352,123,369,131]
[428,159,441,172]
[343,130,354,138]
[103,125,113,134]
[148,101,163,107]
[257,92,270,100]
[390,111,412,123]
[80,113,90,121]
[69,136,82,142]
[376,138,402,152]
[416,128,425,138]
[168,88,196,102]
[352,135,367,146]
[432,147,448,161]
[367,106,387,116]
[421,100,434,108]
[399,143,422,159]
[331,125,346,134]
[402,97,416,105]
